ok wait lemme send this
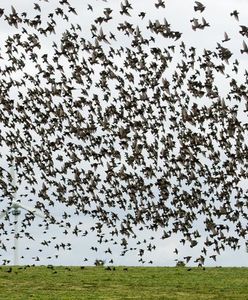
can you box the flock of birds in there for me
[0,0,248,266]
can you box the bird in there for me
[241,41,248,54]
[230,10,239,21]
[155,0,165,9]
[120,0,132,16]
[239,25,248,37]
[138,12,146,19]
[222,32,230,43]
[194,1,205,13]
[87,4,93,11]
[0,8,4,17]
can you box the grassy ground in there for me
[0,266,248,299]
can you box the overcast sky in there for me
[0,0,248,267]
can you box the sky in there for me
[0,0,248,267]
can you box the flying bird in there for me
[230,10,239,21]
[194,1,205,13]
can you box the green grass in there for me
[0,266,248,299]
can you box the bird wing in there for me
[11,5,16,14]
[243,40,248,50]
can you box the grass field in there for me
[0,265,248,299]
